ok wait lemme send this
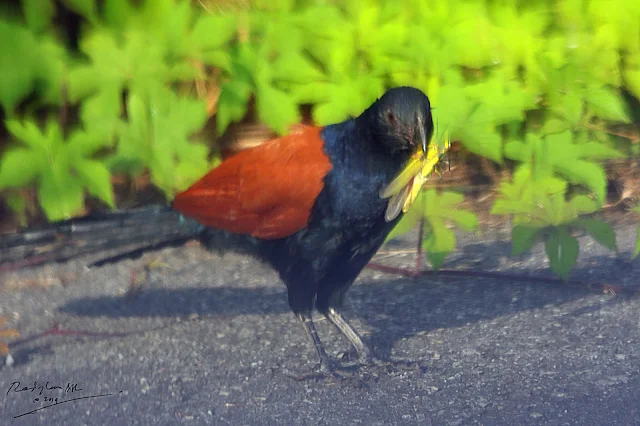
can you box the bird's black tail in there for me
[0,205,204,272]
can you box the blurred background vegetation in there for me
[0,0,639,279]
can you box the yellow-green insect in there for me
[380,132,451,222]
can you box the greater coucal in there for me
[0,86,434,378]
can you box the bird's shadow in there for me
[57,239,638,361]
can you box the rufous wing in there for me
[172,125,332,239]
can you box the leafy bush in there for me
[1,0,639,279]
[0,0,234,218]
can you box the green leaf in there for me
[23,0,55,33]
[3,118,118,220]
[174,144,211,191]
[585,85,630,123]
[0,21,38,112]
[464,76,536,125]
[541,117,570,135]
[573,218,617,251]
[576,142,624,160]
[568,195,598,215]
[386,199,423,242]
[508,130,613,202]
[34,37,67,105]
[313,82,359,125]
[435,191,464,207]
[422,218,456,271]
[271,52,325,84]
[291,82,333,104]
[256,83,300,134]
[314,98,352,124]
[511,224,541,255]
[635,226,640,258]
[74,160,115,208]
[103,0,134,29]
[0,149,41,189]
[112,88,209,196]
[556,91,584,126]
[449,210,478,232]
[191,14,237,51]
[531,133,552,180]
[216,80,252,135]
[79,88,121,141]
[67,66,99,102]
[458,124,503,163]
[66,130,109,160]
[6,119,48,149]
[200,51,232,71]
[555,160,607,203]
[504,140,530,162]
[38,168,84,221]
[544,227,579,280]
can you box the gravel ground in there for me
[0,224,639,426]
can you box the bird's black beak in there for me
[417,115,429,154]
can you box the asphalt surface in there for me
[0,223,639,425]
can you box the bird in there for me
[0,86,434,378]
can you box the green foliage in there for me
[1,0,639,280]
[491,167,617,279]
[0,119,115,220]
[387,189,478,270]
[109,88,210,194]
[504,130,623,203]
[0,19,66,111]
[1,0,230,219]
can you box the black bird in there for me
[0,86,434,377]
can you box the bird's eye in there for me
[386,111,396,126]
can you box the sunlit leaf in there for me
[256,83,300,135]
[38,168,85,220]
[74,160,116,208]
[0,149,42,189]
[585,85,631,123]
[191,14,237,51]
[271,52,325,84]
[0,21,38,112]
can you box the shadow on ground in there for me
[59,236,638,360]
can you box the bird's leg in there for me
[298,312,332,368]
[326,308,420,372]
[325,308,374,365]
[287,312,354,381]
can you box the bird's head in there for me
[362,86,434,157]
